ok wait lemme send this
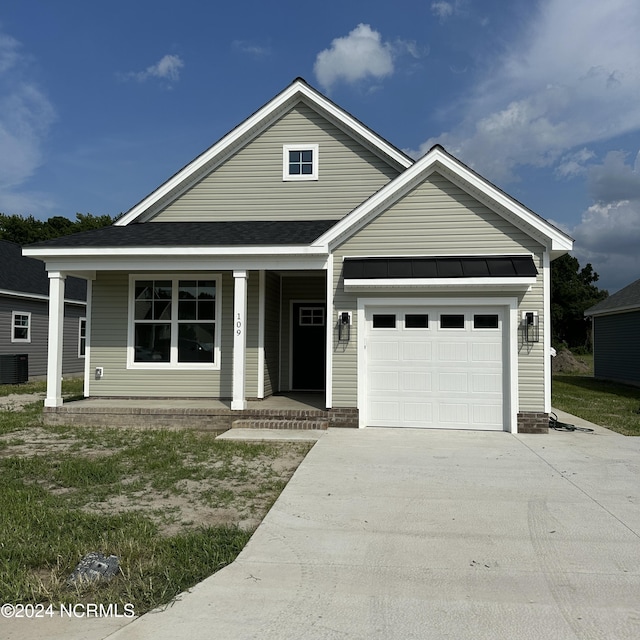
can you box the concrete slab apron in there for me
[111,427,640,640]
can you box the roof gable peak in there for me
[116,78,412,226]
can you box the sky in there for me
[1,0,640,293]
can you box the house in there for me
[585,277,640,387]
[1,239,86,381]
[23,78,573,432]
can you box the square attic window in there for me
[283,144,318,181]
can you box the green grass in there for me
[552,353,640,436]
[0,397,311,613]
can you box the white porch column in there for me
[232,270,248,410]
[45,272,66,408]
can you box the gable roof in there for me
[313,145,574,259]
[115,78,413,226]
[26,220,338,250]
[0,240,86,302]
[585,277,640,317]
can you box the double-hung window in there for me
[11,312,31,343]
[283,144,318,181]
[129,276,219,368]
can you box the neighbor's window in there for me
[11,312,31,342]
[78,318,87,357]
[283,144,318,181]
[130,277,219,367]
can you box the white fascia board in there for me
[23,245,328,259]
[344,277,536,290]
[36,252,329,274]
[116,80,411,226]
[313,146,574,253]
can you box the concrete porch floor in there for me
[42,392,336,431]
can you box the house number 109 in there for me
[236,313,242,336]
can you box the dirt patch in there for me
[552,349,590,374]
[0,392,45,411]
[1,424,311,535]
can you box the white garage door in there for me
[365,306,504,430]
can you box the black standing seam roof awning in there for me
[342,256,538,279]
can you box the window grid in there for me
[131,277,218,367]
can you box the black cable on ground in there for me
[549,412,594,433]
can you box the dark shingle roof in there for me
[0,240,87,301]
[26,220,340,249]
[585,277,640,316]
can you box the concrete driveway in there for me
[7,412,640,639]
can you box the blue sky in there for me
[1,0,639,292]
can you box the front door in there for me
[291,302,326,390]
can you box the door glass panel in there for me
[372,314,396,329]
[405,314,429,329]
[440,314,465,329]
[474,314,499,329]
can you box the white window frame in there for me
[127,275,221,370]
[78,317,87,357]
[283,144,319,181]
[11,311,31,343]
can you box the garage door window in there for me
[440,314,465,329]
[474,314,499,329]
[372,314,396,329]
[405,314,429,329]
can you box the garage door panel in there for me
[438,342,469,362]
[369,341,399,362]
[438,372,468,393]
[370,370,398,391]
[473,404,502,426]
[438,403,469,424]
[366,305,505,431]
[472,373,501,393]
[402,341,432,361]
[472,342,501,361]
[403,402,433,424]
[402,371,432,392]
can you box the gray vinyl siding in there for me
[0,296,85,378]
[88,271,241,398]
[593,311,640,386]
[329,171,547,412]
[279,274,326,391]
[152,104,400,222]
[263,272,281,396]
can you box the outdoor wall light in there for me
[338,311,352,342]
[523,311,540,343]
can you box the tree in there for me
[0,212,115,245]
[551,254,608,351]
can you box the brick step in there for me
[231,418,328,430]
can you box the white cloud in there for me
[314,24,394,90]
[419,0,640,183]
[120,54,184,85]
[587,150,640,204]
[556,148,596,179]
[431,2,455,20]
[569,200,640,291]
[0,30,56,215]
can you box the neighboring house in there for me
[1,239,86,380]
[585,277,640,387]
[24,78,573,432]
